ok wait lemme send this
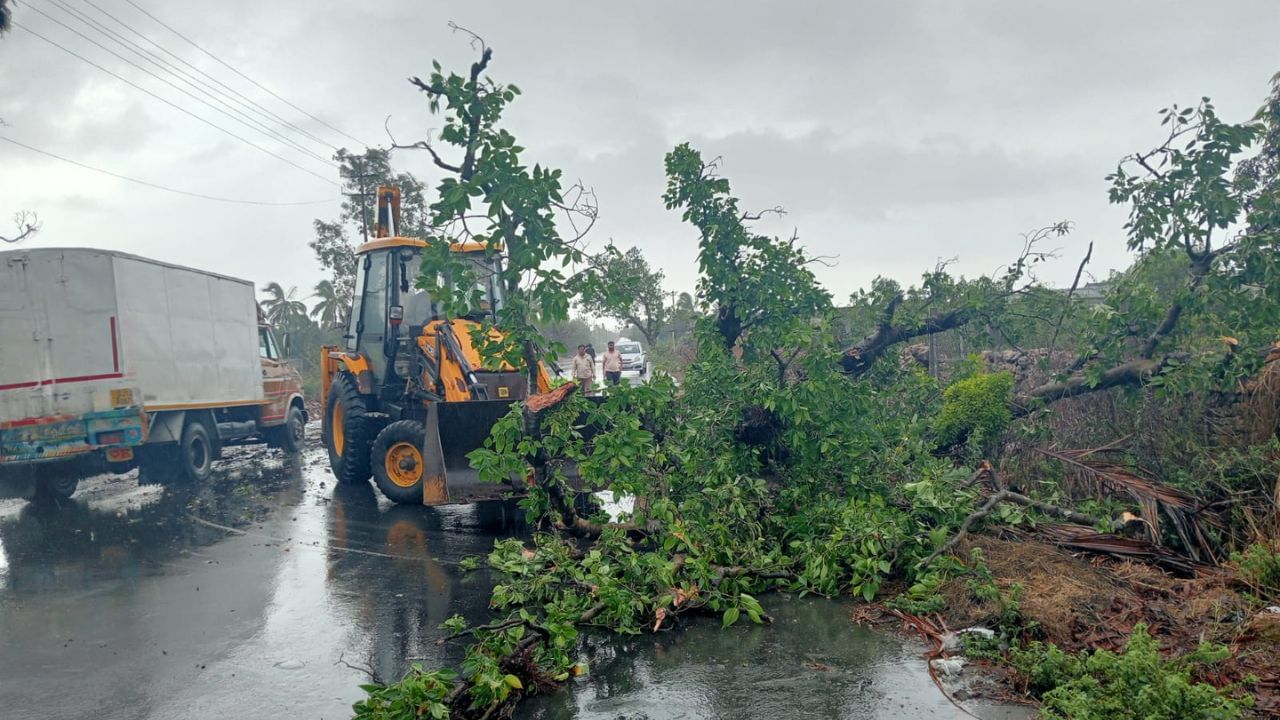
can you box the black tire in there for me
[179,419,215,482]
[324,374,376,484]
[371,420,428,505]
[272,404,306,455]
[33,475,79,502]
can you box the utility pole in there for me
[669,290,679,345]
[344,156,377,242]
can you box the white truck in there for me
[0,248,307,501]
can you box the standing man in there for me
[602,340,623,386]
[572,344,595,395]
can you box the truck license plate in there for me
[106,447,134,462]
[111,389,135,407]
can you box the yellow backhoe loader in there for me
[321,186,554,505]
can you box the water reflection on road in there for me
[0,440,1026,720]
[525,597,1029,720]
[0,442,514,719]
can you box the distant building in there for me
[1054,278,1113,304]
[1072,280,1111,302]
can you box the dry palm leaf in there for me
[1037,447,1220,564]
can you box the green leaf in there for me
[504,674,523,690]
[722,607,741,628]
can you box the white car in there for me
[616,340,646,375]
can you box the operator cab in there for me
[347,237,505,385]
[396,245,506,328]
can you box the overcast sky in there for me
[3,1,1279,310]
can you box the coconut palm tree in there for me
[260,282,309,330]
[676,291,695,313]
[310,279,347,329]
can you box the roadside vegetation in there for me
[348,39,1280,720]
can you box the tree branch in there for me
[1048,241,1093,355]
[1014,356,1172,415]
[384,117,463,174]
[1138,254,1211,359]
[921,487,1108,567]
[1,211,39,243]
[840,305,972,376]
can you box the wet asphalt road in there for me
[0,433,511,719]
[0,431,1027,720]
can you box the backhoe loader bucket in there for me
[422,399,521,505]
[421,394,607,506]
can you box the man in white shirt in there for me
[601,340,623,386]
[571,344,595,395]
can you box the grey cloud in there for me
[3,0,1278,306]
[686,128,1097,218]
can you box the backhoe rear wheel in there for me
[371,420,428,505]
[324,374,376,484]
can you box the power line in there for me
[1,135,337,206]
[74,0,340,154]
[24,4,338,169]
[124,0,369,148]
[13,20,339,186]
[50,0,337,160]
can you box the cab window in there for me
[259,327,280,360]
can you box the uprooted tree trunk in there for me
[839,294,972,377]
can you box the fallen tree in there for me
[352,47,1280,720]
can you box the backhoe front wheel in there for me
[324,374,376,484]
[371,420,428,505]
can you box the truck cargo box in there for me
[1,248,264,463]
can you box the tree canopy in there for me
[574,244,668,347]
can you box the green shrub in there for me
[887,568,948,614]
[1231,541,1280,597]
[935,372,1015,451]
[1007,624,1250,720]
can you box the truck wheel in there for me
[33,475,79,502]
[371,420,428,505]
[180,420,215,482]
[324,375,375,484]
[272,404,306,455]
